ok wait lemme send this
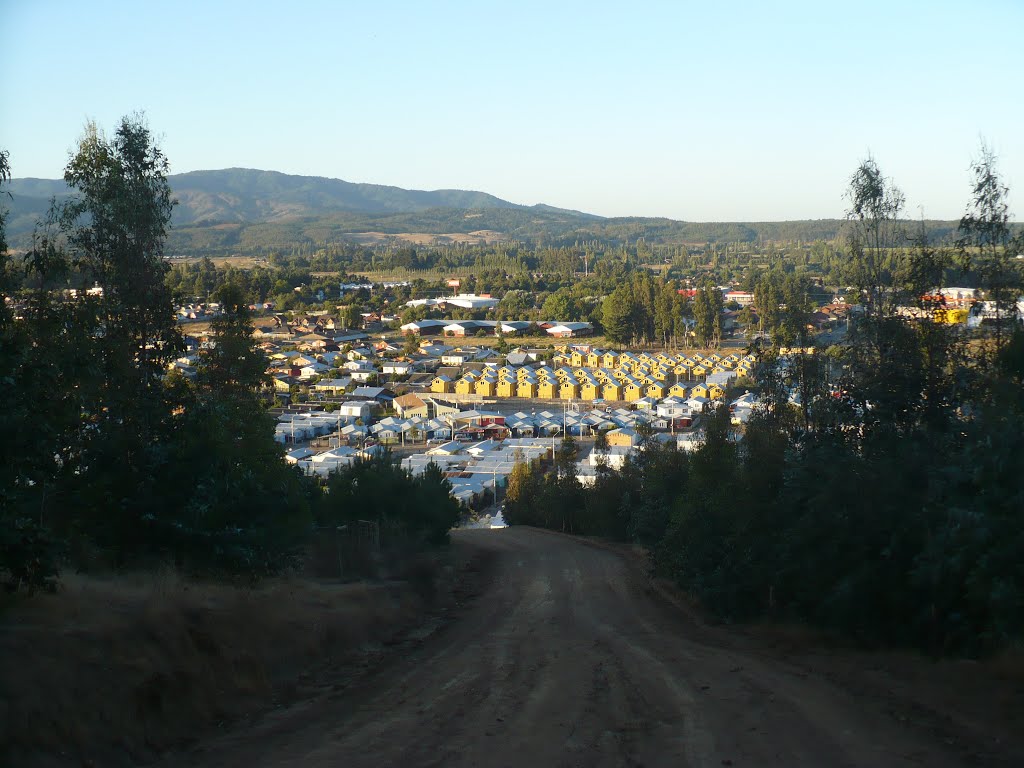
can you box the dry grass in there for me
[0,561,460,767]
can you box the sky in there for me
[2,0,1022,221]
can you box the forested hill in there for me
[3,168,554,226]
[3,168,967,253]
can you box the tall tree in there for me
[957,141,1023,354]
[602,284,634,344]
[0,149,61,589]
[692,284,722,347]
[163,284,311,572]
[0,149,10,308]
[844,156,906,322]
[48,115,182,556]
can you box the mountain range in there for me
[2,168,966,253]
[6,168,590,225]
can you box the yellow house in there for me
[475,379,496,397]
[574,367,590,381]
[623,382,643,402]
[646,382,667,399]
[735,364,752,378]
[430,376,453,394]
[537,380,557,399]
[674,364,692,378]
[707,352,723,363]
[517,381,538,398]
[497,380,516,398]
[669,383,689,398]
[586,350,602,368]
[570,350,586,367]
[602,351,619,368]
[648,367,668,381]
[454,378,474,395]
[690,383,710,399]
[559,381,580,400]
[708,383,725,400]
[692,364,708,378]
[602,381,623,401]
[581,381,601,400]
[606,428,639,448]
[553,353,572,367]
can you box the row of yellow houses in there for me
[554,348,754,379]
[552,348,744,371]
[429,348,757,403]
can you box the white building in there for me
[443,294,500,310]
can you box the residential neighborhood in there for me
[163,273,1021,517]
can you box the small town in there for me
[5,5,1024,765]
[166,289,803,516]
[158,279,1022,522]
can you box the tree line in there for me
[0,117,459,589]
[506,148,1024,656]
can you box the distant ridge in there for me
[2,168,978,253]
[5,168,591,228]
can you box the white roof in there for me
[426,440,462,455]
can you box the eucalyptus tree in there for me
[957,141,1023,353]
[41,115,183,557]
[56,116,180,436]
[843,156,906,321]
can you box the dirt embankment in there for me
[0,543,492,768]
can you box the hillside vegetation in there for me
[4,168,979,255]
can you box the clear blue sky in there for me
[2,0,1022,221]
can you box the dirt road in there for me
[173,528,1016,767]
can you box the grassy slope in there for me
[0,544,487,768]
